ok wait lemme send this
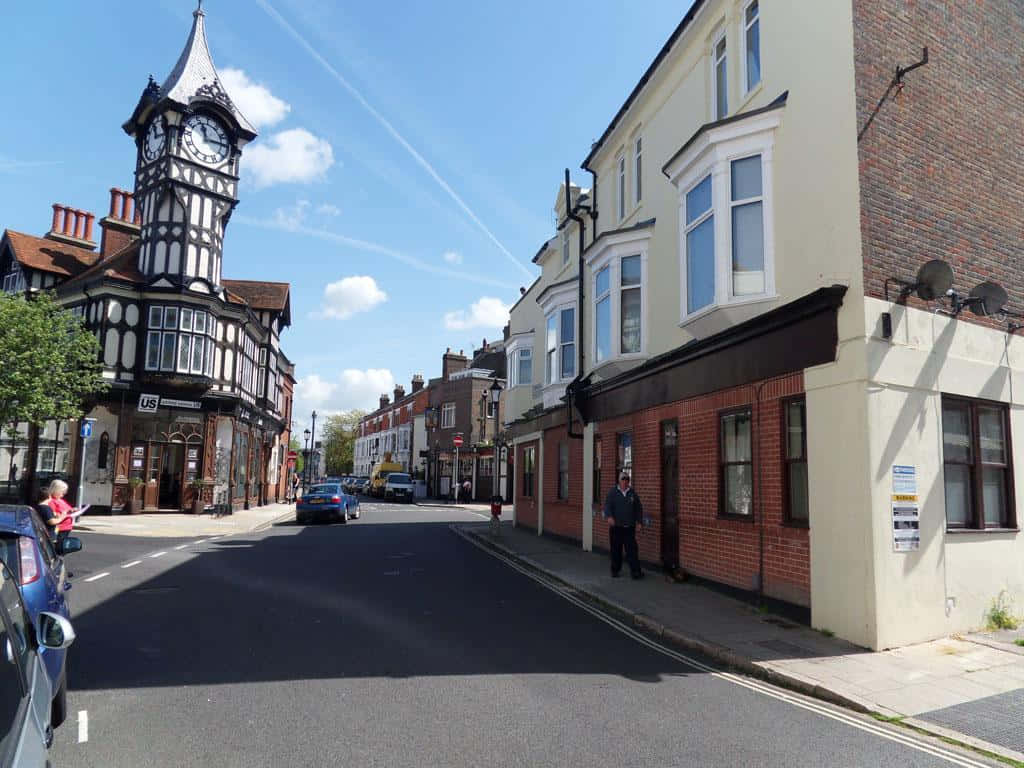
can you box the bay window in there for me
[595,266,611,364]
[620,255,642,354]
[517,348,532,386]
[588,227,650,366]
[665,106,780,324]
[559,308,575,379]
[145,304,217,376]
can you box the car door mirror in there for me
[55,537,82,556]
[37,612,75,650]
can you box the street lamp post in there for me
[488,378,503,534]
[309,410,318,484]
[303,427,311,489]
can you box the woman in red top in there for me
[46,479,75,548]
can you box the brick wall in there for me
[593,372,810,607]
[541,425,583,541]
[854,0,1024,322]
[515,440,539,531]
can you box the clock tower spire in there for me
[122,6,256,293]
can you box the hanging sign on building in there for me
[891,464,920,552]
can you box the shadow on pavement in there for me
[66,521,699,692]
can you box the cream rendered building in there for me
[505,0,1024,650]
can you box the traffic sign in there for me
[80,420,94,439]
[453,435,464,448]
[287,450,298,460]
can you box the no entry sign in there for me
[453,435,464,448]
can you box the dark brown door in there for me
[159,443,185,509]
[660,420,680,568]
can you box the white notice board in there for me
[891,464,920,552]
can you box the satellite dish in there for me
[914,259,954,300]
[968,281,1008,317]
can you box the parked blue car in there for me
[0,505,81,729]
[296,483,360,524]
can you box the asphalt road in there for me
[50,502,996,768]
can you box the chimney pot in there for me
[83,212,95,242]
[51,204,62,233]
[109,188,121,218]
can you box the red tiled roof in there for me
[58,241,143,291]
[221,279,289,311]
[2,230,99,277]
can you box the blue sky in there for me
[0,0,692,426]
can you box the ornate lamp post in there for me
[489,378,503,500]
[303,427,311,488]
[309,410,318,483]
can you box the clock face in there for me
[143,117,166,161]
[182,114,230,165]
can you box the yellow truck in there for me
[369,453,405,498]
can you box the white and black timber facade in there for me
[0,7,296,512]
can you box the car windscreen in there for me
[308,484,340,496]
[388,474,411,484]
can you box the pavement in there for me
[71,501,295,537]
[457,520,1024,765]
[51,501,995,767]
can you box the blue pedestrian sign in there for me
[80,421,93,439]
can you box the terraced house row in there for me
[0,7,295,514]
[502,0,1024,650]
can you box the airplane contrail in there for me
[255,0,535,279]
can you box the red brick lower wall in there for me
[541,425,583,542]
[593,373,810,607]
[515,440,539,531]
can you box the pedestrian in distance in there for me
[46,479,75,550]
[291,472,299,503]
[604,472,645,580]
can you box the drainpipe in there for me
[584,164,599,242]
[564,168,586,439]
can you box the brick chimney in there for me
[410,374,424,393]
[99,187,142,257]
[393,385,405,403]
[379,394,390,411]
[45,204,97,250]
[442,347,468,381]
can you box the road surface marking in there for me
[456,528,991,768]
[195,539,208,544]
[122,560,141,568]
[84,572,108,583]
[150,551,166,558]
[174,544,188,550]
[77,710,88,743]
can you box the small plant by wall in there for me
[985,590,1019,631]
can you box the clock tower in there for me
[122,4,257,293]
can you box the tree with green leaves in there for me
[290,436,304,474]
[322,410,365,475]
[0,292,106,428]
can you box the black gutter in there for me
[564,168,586,439]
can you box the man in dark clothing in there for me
[604,473,644,579]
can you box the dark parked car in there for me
[296,483,361,524]
[0,505,81,729]
[0,559,76,766]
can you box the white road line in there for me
[174,544,188,550]
[84,572,108,583]
[77,710,88,743]
[150,551,166,558]
[457,530,992,768]
[195,539,208,544]
[121,560,141,568]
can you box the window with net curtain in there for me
[620,255,642,354]
[720,410,753,516]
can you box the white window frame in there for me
[634,135,643,205]
[3,267,26,295]
[541,303,577,385]
[561,229,570,266]
[741,0,761,97]
[506,336,534,388]
[586,227,652,369]
[664,109,780,327]
[595,265,612,365]
[441,402,456,429]
[712,30,728,120]
[558,306,575,380]
[617,153,627,221]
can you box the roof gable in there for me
[2,230,99,278]
[221,279,291,326]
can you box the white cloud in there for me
[246,128,335,188]
[316,203,341,217]
[273,199,310,230]
[321,276,387,319]
[442,250,462,265]
[220,68,291,128]
[294,368,396,422]
[443,296,510,331]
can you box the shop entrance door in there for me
[159,443,185,509]
[660,420,680,569]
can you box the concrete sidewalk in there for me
[416,500,512,516]
[72,502,295,537]
[458,521,1024,763]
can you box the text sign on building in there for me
[138,394,160,413]
[160,398,201,410]
[891,464,920,552]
